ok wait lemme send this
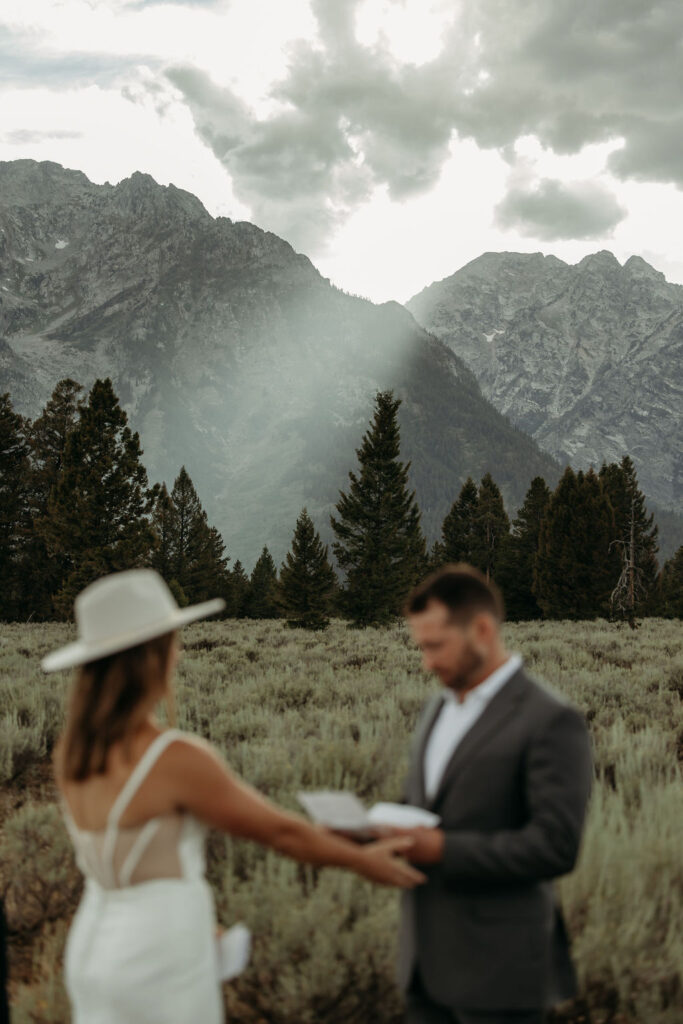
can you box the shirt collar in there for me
[443,653,523,706]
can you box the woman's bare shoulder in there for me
[159,731,234,812]
[166,729,213,751]
[163,730,225,768]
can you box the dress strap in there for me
[106,729,181,831]
[118,818,162,887]
[102,729,181,886]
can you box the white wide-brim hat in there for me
[41,569,225,672]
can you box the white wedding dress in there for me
[61,729,223,1024]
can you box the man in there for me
[394,565,593,1024]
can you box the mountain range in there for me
[0,159,559,568]
[408,250,682,518]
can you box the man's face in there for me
[407,600,487,694]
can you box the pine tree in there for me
[169,467,203,595]
[534,467,619,620]
[425,539,446,574]
[471,473,510,582]
[655,546,683,618]
[246,547,279,619]
[279,508,337,629]
[42,378,155,617]
[150,483,176,584]
[497,477,550,621]
[28,379,83,501]
[229,560,250,618]
[0,394,31,620]
[25,379,83,619]
[331,391,426,626]
[154,469,230,606]
[599,456,659,623]
[441,478,479,564]
[187,517,230,604]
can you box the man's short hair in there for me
[404,564,505,624]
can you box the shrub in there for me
[1,617,682,1021]
[0,804,81,934]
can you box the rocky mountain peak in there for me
[446,250,559,285]
[577,249,621,270]
[110,172,211,224]
[407,250,683,516]
[624,254,666,281]
[0,159,97,207]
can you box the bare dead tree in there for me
[609,498,648,629]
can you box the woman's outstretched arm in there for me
[164,735,426,889]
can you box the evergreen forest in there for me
[1,381,680,627]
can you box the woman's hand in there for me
[354,836,427,887]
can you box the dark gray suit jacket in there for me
[397,665,593,1012]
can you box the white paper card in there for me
[216,923,251,982]
[297,790,369,830]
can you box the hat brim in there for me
[41,598,225,673]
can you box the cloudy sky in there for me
[2,0,683,302]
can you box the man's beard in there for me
[445,642,486,694]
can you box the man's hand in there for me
[381,827,444,865]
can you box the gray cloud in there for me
[166,0,683,250]
[166,0,467,248]
[165,64,363,249]
[494,178,627,240]
[6,0,677,248]
[4,129,83,144]
[608,116,683,184]
[453,0,683,170]
[0,26,155,87]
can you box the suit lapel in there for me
[428,668,529,811]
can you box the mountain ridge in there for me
[0,159,559,567]
[408,249,682,516]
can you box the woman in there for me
[45,569,423,1024]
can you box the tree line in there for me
[1,381,681,628]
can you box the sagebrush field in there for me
[1,618,682,1023]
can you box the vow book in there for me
[297,790,440,832]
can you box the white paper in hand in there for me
[366,802,441,828]
[296,790,368,830]
[215,923,251,982]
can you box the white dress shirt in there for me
[423,654,523,801]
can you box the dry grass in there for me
[1,618,681,1023]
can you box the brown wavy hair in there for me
[59,632,177,782]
